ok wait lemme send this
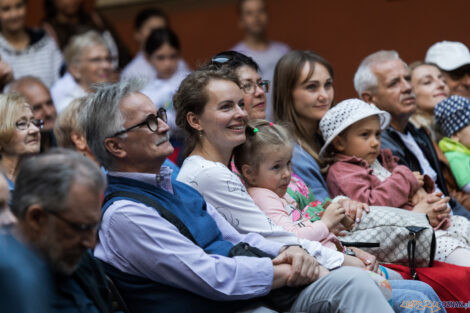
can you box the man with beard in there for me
[9,149,113,312]
[8,76,58,152]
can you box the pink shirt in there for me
[248,187,341,251]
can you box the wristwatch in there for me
[343,248,356,257]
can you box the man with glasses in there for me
[426,41,470,99]
[9,149,113,312]
[84,79,395,313]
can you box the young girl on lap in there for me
[234,119,357,250]
[320,98,470,266]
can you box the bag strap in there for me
[406,227,421,280]
[103,191,197,245]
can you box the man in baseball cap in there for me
[425,41,470,98]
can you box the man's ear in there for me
[331,136,345,152]
[23,204,48,235]
[104,137,126,159]
[186,112,203,132]
[241,164,256,186]
[361,91,373,104]
[70,132,87,152]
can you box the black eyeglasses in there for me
[240,80,270,94]
[47,210,99,233]
[15,119,44,131]
[109,108,167,138]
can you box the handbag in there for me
[340,206,436,279]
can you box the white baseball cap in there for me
[425,41,470,71]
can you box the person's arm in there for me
[327,161,418,209]
[95,200,274,301]
[206,202,283,257]
[250,188,331,242]
[187,165,345,269]
[291,144,330,202]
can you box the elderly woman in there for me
[0,0,63,87]
[0,93,41,190]
[54,30,113,113]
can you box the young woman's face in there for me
[237,65,266,120]
[0,0,25,33]
[292,62,334,127]
[196,79,248,154]
[3,107,41,157]
[249,144,292,198]
[411,64,449,114]
[149,43,179,79]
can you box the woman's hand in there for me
[349,247,385,277]
[337,199,370,223]
[321,202,346,231]
[413,193,451,227]
[411,187,428,206]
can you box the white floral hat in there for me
[319,98,391,158]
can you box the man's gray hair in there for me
[353,50,402,97]
[11,148,106,219]
[82,79,144,169]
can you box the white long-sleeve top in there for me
[177,155,344,269]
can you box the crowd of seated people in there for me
[2,0,470,312]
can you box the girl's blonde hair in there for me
[0,93,30,153]
[233,119,292,177]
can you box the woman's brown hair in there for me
[272,50,334,167]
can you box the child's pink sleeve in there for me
[248,187,331,242]
[327,161,420,208]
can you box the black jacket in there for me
[381,123,470,218]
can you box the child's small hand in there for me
[320,202,346,231]
[411,187,428,205]
[412,171,425,188]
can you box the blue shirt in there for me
[94,168,283,301]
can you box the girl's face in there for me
[194,79,248,154]
[333,115,381,166]
[149,42,179,79]
[411,64,449,114]
[3,107,41,157]
[0,0,25,33]
[237,65,266,120]
[247,144,292,197]
[292,62,334,127]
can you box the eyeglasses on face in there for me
[240,80,270,95]
[15,119,44,131]
[108,108,168,138]
[47,210,99,233]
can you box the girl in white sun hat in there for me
[320,98,470,266]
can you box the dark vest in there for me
[101,175,254,313]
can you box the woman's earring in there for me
[199,130,203,138]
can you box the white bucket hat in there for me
[319,98,391,158]
[425,41,470,71]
